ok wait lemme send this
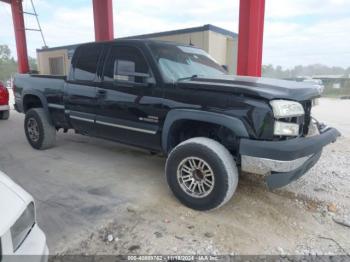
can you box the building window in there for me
[49,57,64,75]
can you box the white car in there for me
[302,79,325,93]
[0,171,48,261]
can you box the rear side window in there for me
[73,44,103,81]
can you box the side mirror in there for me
[113,59,155,87]
[114,60,135,82]
[114,72,154,86]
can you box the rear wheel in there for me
[24,108,56,150]
[165,137,238,211]
[0,110,9,120]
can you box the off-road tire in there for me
[0,110,9,120]
[24,108,56,150]
[165,137,238,211]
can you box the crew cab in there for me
[13,40,340,210]
[0,82,9,120]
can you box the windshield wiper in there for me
[177,75,199,82]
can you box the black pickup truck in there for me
[13,40,340,210]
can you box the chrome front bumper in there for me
[239,123,341,189]
[241,154,312,175]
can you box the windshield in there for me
[148,43,227,82]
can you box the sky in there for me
[0,0,350,69]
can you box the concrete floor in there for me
[312,98,350,137]
[0,98,349,255]
[280,98,350,208]
[0,111,167,249]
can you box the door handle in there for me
[97,89,107,97]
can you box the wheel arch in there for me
[162,109,249,154]
[22,90,49,114]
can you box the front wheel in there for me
[165,137,238,211]
[24,108,56,150]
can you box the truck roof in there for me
[37,39,201,54]
[79,38,201,49]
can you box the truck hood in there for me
[0,171,32,236]
[177,75,322,101]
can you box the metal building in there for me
[36,24,238,76]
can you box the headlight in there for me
[11,202,35,251]
[274,121,299,136]
[270,100,305,118]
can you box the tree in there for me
[29,56,38,71]
[0,45,17,82]
[262,64,349,79]
[345,67,350,77]
[0,44,38,82]
[262,64,274,77]
[0,45,11,60]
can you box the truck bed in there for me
[13,74,66,113]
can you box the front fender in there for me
[162,109,249,154]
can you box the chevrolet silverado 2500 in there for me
[13,40,340,210]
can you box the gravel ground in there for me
[60,183,350,256]
[280,137,350,209]
[277,98,350,215]
[58,98,350,256]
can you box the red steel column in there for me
[237,0,265,77]
[11,0,30,73]
[92,0,114,41]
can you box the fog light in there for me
[274,121,299,136]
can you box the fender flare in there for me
[22,89,49,115]
[162,109,249,154]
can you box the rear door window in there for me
[73,44,103,82]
